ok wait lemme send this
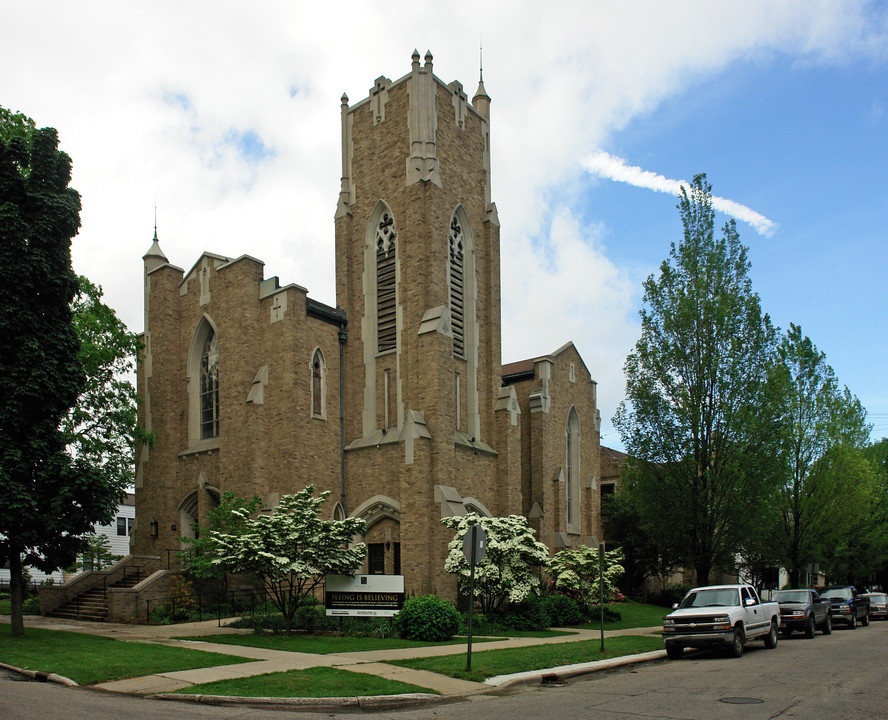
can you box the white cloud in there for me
[3,0,886,446]
[583,151,777,237]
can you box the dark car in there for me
[820,585,869,628]
[863,592,887,620]
[772,589,832,637]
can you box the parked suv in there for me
[820,586,869,628]
[772,589,832,637]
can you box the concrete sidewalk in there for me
[1,614,666,705]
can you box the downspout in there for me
[338,320,347,516]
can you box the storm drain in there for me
[720,697,764,705]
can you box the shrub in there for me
[489,594,551,631]
[22,596,40,614]
[394,594,460,641]
[646,583,692,608]
[588,605,622,623]
[544,594,585,626]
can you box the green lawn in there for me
[0,598,10,615]
[0,625,254,685]
[391,634,663,683]
[175,665,439,698]
[581,601,669,631]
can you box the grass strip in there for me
[175,665,439,698]
[391,634,663,683]
[0,625,253,685]
[178,633,514,654]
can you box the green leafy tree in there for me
[614,174,780,586]
[67,533,122,573]
[1,110,126,635]
[179,490,263,595]
[816,445,888,585]
[770,324,872,587]
[206,485,366,634]
[601,490,678,595]
[442,513,550,614]
[63,276,142,488]
[548,545,625,609]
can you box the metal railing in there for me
[102,550,176,594]
[146,588,273,627]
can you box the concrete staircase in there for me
[49,570,143,622]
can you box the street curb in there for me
[0,661,78,687]
[154,691,444,710]
[485,649,668,688]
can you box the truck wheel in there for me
[862,612,870,627]
[764,621,779,649]
[849,613,857,629]
[804,616,815,639]
[730,627,745,657]
[822,614,832,635]
[666,645,683,660]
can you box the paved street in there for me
[2,617,887,718]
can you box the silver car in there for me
[863,593,888,620]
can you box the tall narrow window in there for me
[199,329,219,439]
[455,373,462,432]
[448,213,465,356]
[311,349,325,418]
[376,210,397,353]
[383,369,391,429]
[566,408,580,530]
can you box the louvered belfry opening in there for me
[449,213,465,357]
[376,210,397,353]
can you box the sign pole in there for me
[599,542,605,653]
[467,527,476,671]
[462,524,486,673]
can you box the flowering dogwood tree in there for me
[548,545,625,610]
[208,485,366,634]
[442,513,550,613]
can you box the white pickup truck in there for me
[662,584,780,659]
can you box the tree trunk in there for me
[9,550,25,636]
[695,559,711,587]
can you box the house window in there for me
[448,213,465,357]
[199,329,219,439]
[311,349,325,418]
[566,407,580,531]
[116,517,133,536]
[376,210,397,353]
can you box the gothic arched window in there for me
[376,210,397,353]
[311,348,326,418]
[199,329,219,439]
[448,212,465,357]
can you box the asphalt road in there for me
[2,619,886,719]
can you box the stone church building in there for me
[133,51,604,599]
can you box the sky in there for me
[3,0,887,449]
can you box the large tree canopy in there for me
[614,174,780,585]
[769,324,872,587]
[64,276,142,488]
[0,111,126,635]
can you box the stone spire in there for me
[143,221,168,273]
[473,45,490,118]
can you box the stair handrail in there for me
[102,550,175,593]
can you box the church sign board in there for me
[325,574,405,617]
